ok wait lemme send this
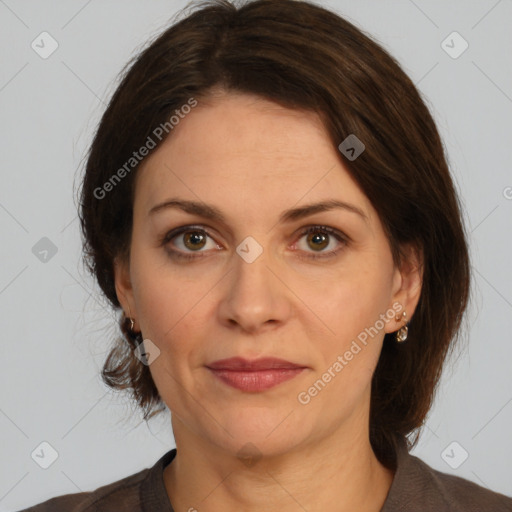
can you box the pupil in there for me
[309,232,328,251]
[185,232,205,250]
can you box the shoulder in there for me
[422,457,512,511]
[16,466,150,512]
[384,448,512,512]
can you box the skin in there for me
[114,90,423,512]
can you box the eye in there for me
[161,225,220,260]
[160,224,348,261]
[293,225,348,260]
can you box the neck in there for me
[163,417,395,512]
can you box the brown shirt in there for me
[17,441,512,511]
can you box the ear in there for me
[384,242,423,334]
[113,255,138,330]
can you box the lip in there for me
[206,357,307,392]
[206,357,305,371]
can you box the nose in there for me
[217,245,292,334]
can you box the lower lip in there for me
[207,368,305,392]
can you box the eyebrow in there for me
[148,198,368,224]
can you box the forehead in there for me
[134,93,373,224]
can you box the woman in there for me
[19,0,512,510]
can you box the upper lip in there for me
[206,357,306,371]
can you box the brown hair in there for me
[78,0,471,469]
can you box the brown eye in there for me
[161,225,221,261]
[161,224,347,262]
[306,231,329,251]
[183,231,207,251]
[295,226,348,260]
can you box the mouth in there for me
[205,357,307,392]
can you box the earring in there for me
[395,311,409,343]
[124,304,135,333]
[124,310,136,334]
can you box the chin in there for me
[203,410,312,459]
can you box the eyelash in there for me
[160,225,349,261]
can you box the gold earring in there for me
[125,304,136,333]
[395,311,408,343]
[124,308,136,334]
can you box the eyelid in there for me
[160,223,349,260]
[159,224,220,250]
[292,225,348,260]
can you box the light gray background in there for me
[1,0,511,510]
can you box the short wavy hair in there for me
[78,0,471,469]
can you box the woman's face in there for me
[115,92,421,458]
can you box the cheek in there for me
[135,279,195,354]
[130,250,217,379]
[130,262,206,408]
[307,260,393,393]
[314,261,392,337]
[129,248,183,345]
[299,279,391,414]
